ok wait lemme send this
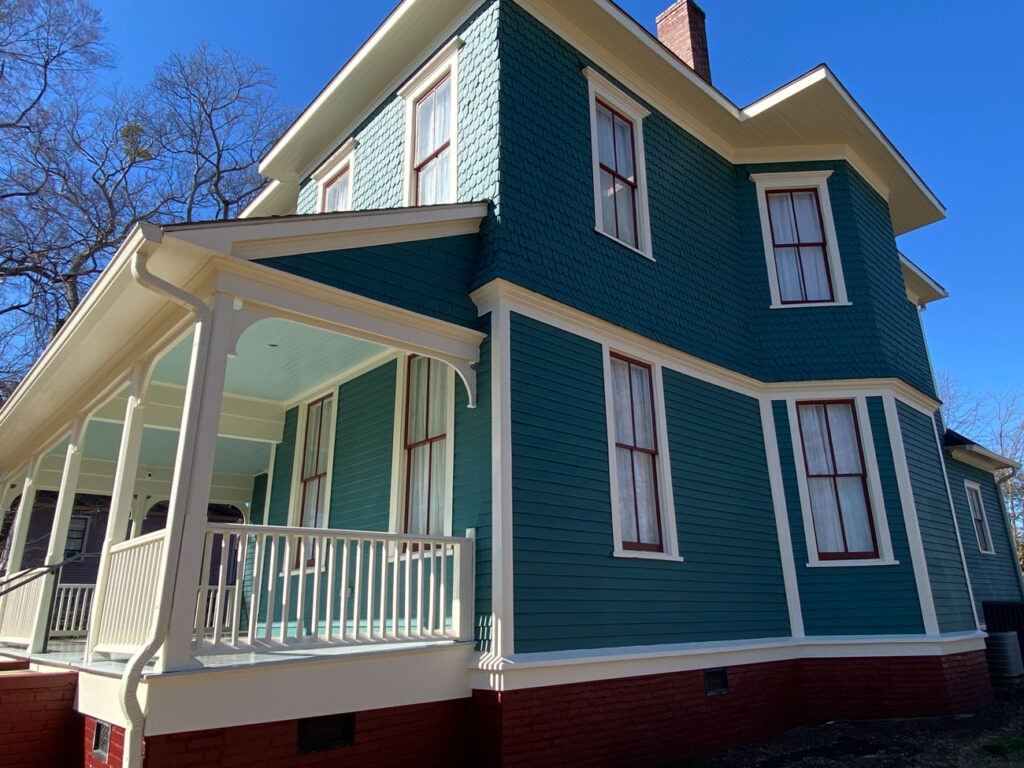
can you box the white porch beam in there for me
[160,292,236,672]
[28,418,87,652]
[87,362,151,662]
[90,382,284,444]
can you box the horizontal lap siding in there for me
[773,399,924,635]
[266,406,298,526]
[662,370,790,639]
[897,403,976,632]
[328,361,396,532]
[946,458,1024,621]
[511,315,788,653]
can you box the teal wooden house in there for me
[0,1,1021,766]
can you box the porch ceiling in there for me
[153,319,388,403]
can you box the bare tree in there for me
[0,3,287,398]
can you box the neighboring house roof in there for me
[944,429,1021,472]
[249,0,944,235]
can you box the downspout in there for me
[118,242,212,768]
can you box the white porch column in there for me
[129,495,147,539]
[86,363,150,661]
[28,419,87,652]
[159,292,235,672]
[4,457,42,575]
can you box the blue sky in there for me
[92,0,1022,400]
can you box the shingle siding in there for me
[897,403,976,632]
[773,398,924,635]
[946,458,1024,622]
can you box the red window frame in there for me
[596,99,639,248]
[413,74,452,205]
[298,394,333,564]
[765,187,835,304]
[610,353,663,552]
[321,166,351,213]
[796,400,878,560]
[966,484,993,553]
[402,357,448,536]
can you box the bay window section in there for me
[766,189,833,303]
[796,401,877,559]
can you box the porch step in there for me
[0,668,82,767]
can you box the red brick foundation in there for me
[140,698,471,768]
[0,670,81,768]
[471,650,994,767]
[84,718,127,768]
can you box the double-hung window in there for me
[298,394,333,531]
[400,38,462,206]
[752,171,848,307]
[796,400,877,559]
[400,357,452,537]
[64,516,89,559]
[605,352,678,558]
[964,482,994,554]
[585,67,652,258]
[312,138,358,213]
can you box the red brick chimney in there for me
[656,1,712,84]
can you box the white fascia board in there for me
[240,179,298,220]
[164,202,489,261]
[900,253,948,307]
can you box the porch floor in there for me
[0,636,464,677]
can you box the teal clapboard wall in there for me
[266,406,298,526]
[328,361,397,532]
[772,398,924,635]
[945,458,1024,622]
[896,403,976,632]
[510,313,789,653]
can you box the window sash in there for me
[299,394,333,530]
[797,401,878,559]
[64,516,88,557]
[766,189,835,304]
[322,167,351,213]
[403,357,449,536]
[414,76,453,205]
[610,354,663,551]
[966,485,993,553]
[596,101,639,248]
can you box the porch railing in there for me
[0,570,47,644]
[51,584,95,638]
[91,530,166,655]
[194,524,474,655]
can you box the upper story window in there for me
[400,38,462,207]
[604,352,679,559]
[584,67,652,259]
[964,481,994,554]
[751,171,848,308]
[312,138,358,213]
[395,356,454,537]
[795,400,878,560]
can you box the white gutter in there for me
[119,229,211,768]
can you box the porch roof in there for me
[0,203,489,474]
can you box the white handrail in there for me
[193,524,474,655]
[91,531,166,655]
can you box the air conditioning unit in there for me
[986,632,1024,679]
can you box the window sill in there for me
[613,549,684,563]
[979,550,997,556]
[805,558,900,568]
[594,227,655,262]
[769,301,852,310]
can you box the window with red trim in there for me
[596,101,639,249]
[765,188,835,304]
[796,401,878,559]
[299,394,333,531]
[609,354,663,551]
[322,167,351,213]
[413,76,453,205]
[402,357,449,536]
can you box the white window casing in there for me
[312,138,359,213]
[751,171,849,308]
[399,38,463,207]
[964,480,995,554]
[584,67,653,260]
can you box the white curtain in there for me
[405,358,448,536]
[611,358,659,547]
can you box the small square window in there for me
[704,668,729,695]
[751,171,848,307]
[92,720,111,762]
[297,713,355,755]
